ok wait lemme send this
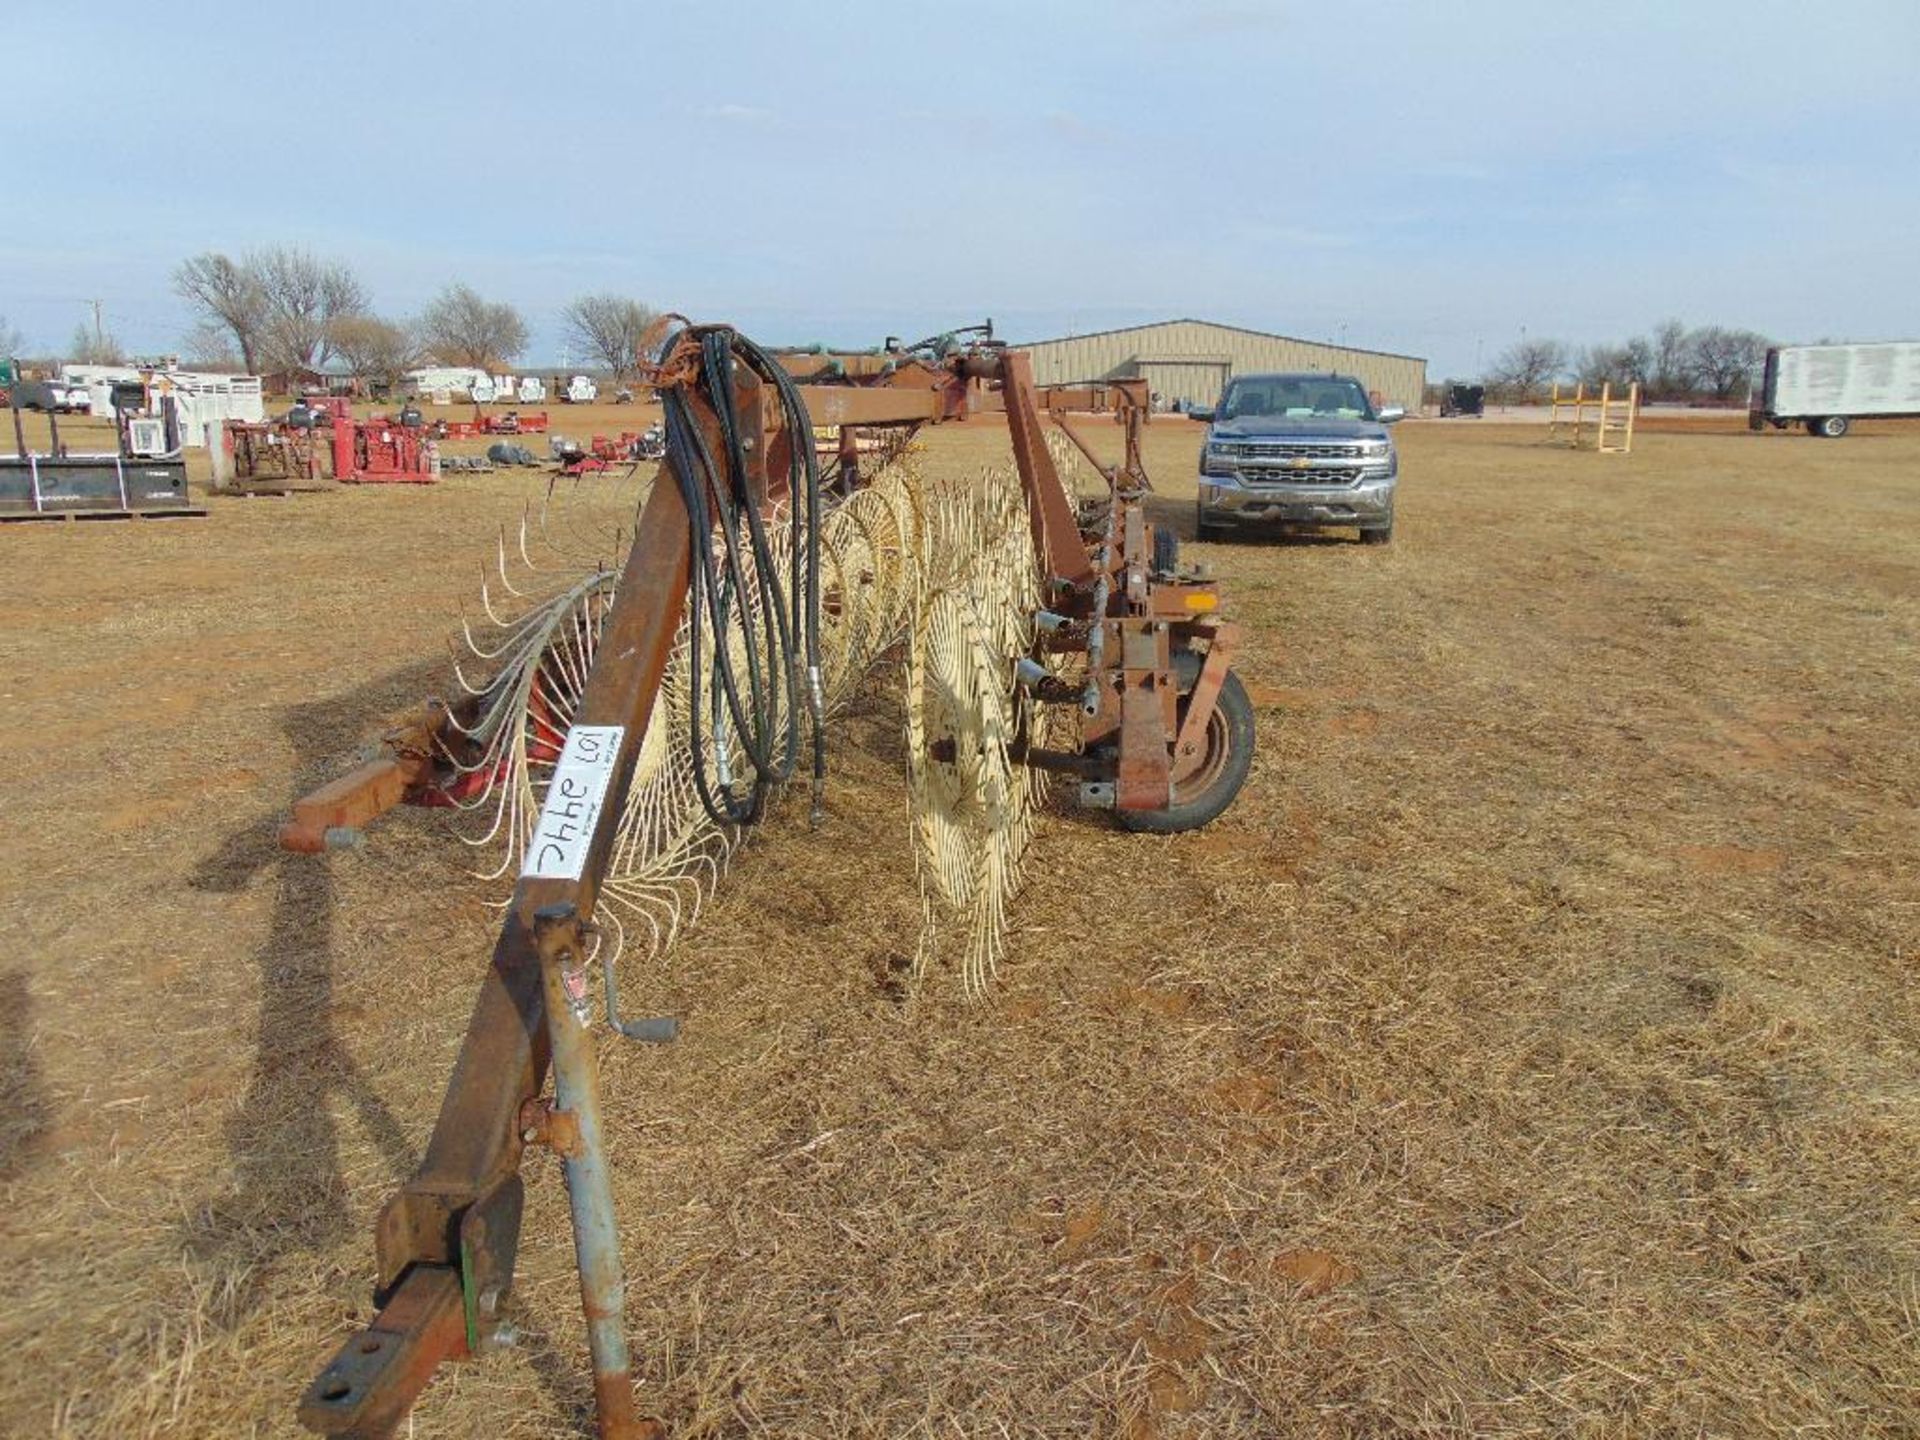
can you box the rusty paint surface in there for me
[1115,618,1173,810]
[1171,624,1239,785]
[278,756,422,852]
[793,384,949,427]
[297,1265,469,1437]
[997,350,1095,588]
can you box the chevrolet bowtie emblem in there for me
[1287,456,1311,469]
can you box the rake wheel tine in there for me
[494,530,528,599]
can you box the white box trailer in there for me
[404,366,491,401]
[57,365,265,446]
[1750,342,1920,437]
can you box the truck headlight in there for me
[1359,440,1391,460]
[1202,443,1237,478]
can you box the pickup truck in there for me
[1192,372,1404,543]
[12,378,93,414]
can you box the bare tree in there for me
[419,285,528,371]
[1485,337,1567,403]
[68,321,124,366]
[174,253,268,374]
[253,249,369,374]
[1575,344,1625,389]
[1649,319,1694,400]
[562,294,658,378]
[326,314,423,394]
[1574,337,1653,390]
[174,248,368,376]
[182,321,242,371]
[1686,326,1770,403]
[1622,336,1655,386]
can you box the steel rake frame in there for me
[290,327,1244,1440]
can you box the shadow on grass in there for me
[181,658,444,1305]
[0,969,49,1182]
[176,655,649,1433]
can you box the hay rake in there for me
[287,320,1253,1437]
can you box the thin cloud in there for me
[1186,4,1285,36]
[1044,111,1122,145]
[694,103,775,124]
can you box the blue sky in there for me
[6,0,1917,377]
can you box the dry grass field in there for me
[2,408,1917,1437]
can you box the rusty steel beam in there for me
[1170,623,1240,785]
[792,383,953,427]
[299,1266,469,1439]
[1048,412,1113,486]
[1034,379,1153,494]
[1114,618,1172,810]
[1108,500,1172,811]
[1033,378,1150,415]
[279,705,457,853]
[279,756,422,853]
[772,352,950,383]
[301,451,698,1437]
[992,350,1095,589]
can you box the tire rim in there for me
[1173,694,1233,805]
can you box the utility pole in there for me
[90,299,105,354]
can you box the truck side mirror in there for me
[1376,406,1406,424]
[1187,406,1214,422]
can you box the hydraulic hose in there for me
[657,325,826,829]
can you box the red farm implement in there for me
[478,409,548,435]
[286,320,1252,1438]
[332,416,436,484]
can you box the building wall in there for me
[1019,319,1426,412]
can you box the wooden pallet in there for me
[0,506,209,523]
[213,483,333,498]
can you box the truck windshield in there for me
[1221,377,1372,420]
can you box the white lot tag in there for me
[522,725,625,880]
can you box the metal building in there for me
[1017,318,1427,413]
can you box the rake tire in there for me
[1118,668,1254,834]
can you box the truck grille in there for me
[1243,465,1361,485]
[1239,441,1363,460]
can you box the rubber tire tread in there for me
[1117,669,1256,834]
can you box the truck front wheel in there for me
[1814,415,1850,438]
[1195,498,1229,541]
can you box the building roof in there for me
[1017,317,1425,365]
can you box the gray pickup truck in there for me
[1192,372,1404,544]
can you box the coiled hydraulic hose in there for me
[658,325,826,828]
